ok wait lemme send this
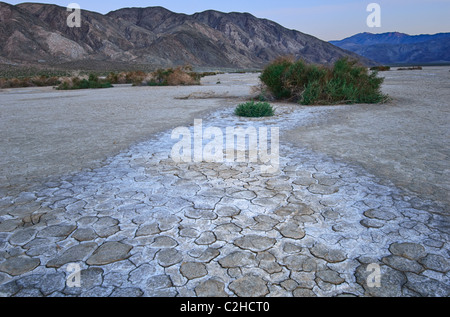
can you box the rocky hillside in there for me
[330,32,450,65]
[0,2,373,69]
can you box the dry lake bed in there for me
[0,67,449,297]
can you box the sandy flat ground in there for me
[0,73,259,194]
[285,67,450,208]
[1,68,449,210]
[0,67,449,297]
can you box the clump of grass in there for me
[104,71,147,85]
[147,66,201,86]
[235,101,275,118]
[0,66,234,90]
[56,74,113,90]
[97,68,216,87]
[0,65,218,89]
[370,66,391,71]
[260,57,388,105]
[397,66,423,71]
[0,75,61,88]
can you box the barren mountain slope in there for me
[1,3,374,68]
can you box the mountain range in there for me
[330,32,450,65]
[0,2,373,69]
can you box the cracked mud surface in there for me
[0,68,449,297]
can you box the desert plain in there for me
[0,67,448,297]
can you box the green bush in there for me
[235,101,275,118]
[259,57,293,99]
[260,57,388,105]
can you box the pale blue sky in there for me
[5,0,450,40]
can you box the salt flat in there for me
[286,66,450,210]
[0,73,258,195]
[0,68,448,297]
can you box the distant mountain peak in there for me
[330,32,450,65]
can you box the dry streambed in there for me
[0,69,448,297]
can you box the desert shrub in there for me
[397,66,422,71]
[0,77,27,88]
[47,76,61,86]
[31,75,61,87]
[58,81,70,90]
[370,66,391,71]
[235,101,275,117]
[126,71,147,86]
[259,56,294,99]
[0,67,214,89]
[260,57,387,105]
[56,74,113,90]
[0,74,61,88]
[167,68,199,85]
[30,76,45,87]
[147,68,173,86]
[7,78,25,87]
[0,78,10,88]
[106,71,152,85]
[106,72,120,84]
[147,66,201,86]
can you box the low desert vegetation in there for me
[260,57,388,105]
[56,74,113,90]
[235,101,275,118]
[370,66,391,71]
[0,75,61,89]
[105,71,147,85]
[106,66,204,86]
[57,67,202,89]
[397,66,423,71]
[147,66,201,86]
[0,65,219,89]
[0,67,71,80]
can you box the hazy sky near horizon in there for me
[4,0,450,40]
